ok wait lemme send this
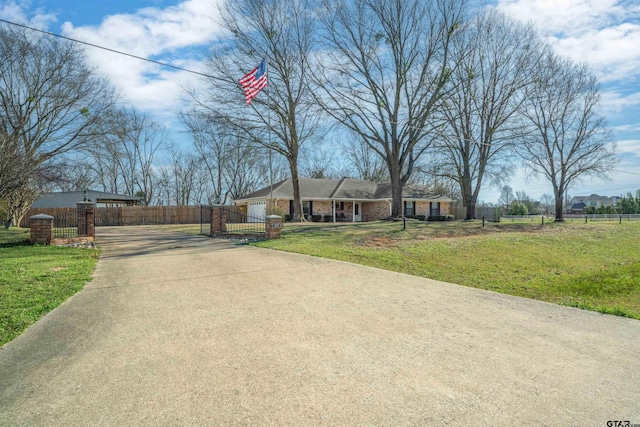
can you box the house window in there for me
[337,201,344,210]
[404,201,415,216]
[303,200,313,216]
[430,202,441,216]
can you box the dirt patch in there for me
[50,267,66,272]
[359,236,399,248]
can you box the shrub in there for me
[508,201,528,216]
[266,202,285,220]
[312,215,322,222]
[428,215,454,221]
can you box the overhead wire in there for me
[0,18,215,79]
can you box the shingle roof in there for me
[234,178,340,200]
[233,178,452,202]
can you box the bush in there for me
[323,215,332,222]
[285,214,293,222]
[428,215,454,221]
[312,215,322,222]
[508,201,528,216]
[266,202,285,220]
[415,215,426,221]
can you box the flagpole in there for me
[266,56,274,213]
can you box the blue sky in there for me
[1,0,638,202]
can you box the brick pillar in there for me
[30,214,54,245]
[77,202,96,237]
[265,215,282,239]
[210,206,227,235]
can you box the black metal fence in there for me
[223,207,266,235]
[53,209,78,238]
[200,206,267,236]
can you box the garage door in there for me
[247,201,266,222]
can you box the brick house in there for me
[569,194,621,214]
[232,178,452,222]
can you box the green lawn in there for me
[0,228,100,346]
[255,220,640,319]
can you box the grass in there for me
[0,228,100,346]
[253,220,640,319]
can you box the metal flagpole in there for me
[266,56,274,213]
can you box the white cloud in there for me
[0,0,56,29]
[615,139,640,156]
[496,0,640,82]
[600,90,640,114]
[59,0,227,116]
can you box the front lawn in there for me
[255,220,640,319]
[0,228,100,346]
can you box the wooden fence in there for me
[21,206,213,227]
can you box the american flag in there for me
[239,58,267,105]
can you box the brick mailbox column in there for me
[30,214,54,245]
[265,215,282,239]
[210,206,227,235]
[77,202,96,238]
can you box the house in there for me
[232,177,452,222]
[569,194,620,214]
[32,190,142,208]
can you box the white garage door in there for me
[247,201,266,222]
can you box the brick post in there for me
[30,214,54,245]
[210,206,227,235]
[265,215,282,239]
[77,202,96,237]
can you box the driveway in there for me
[0,226,638,425]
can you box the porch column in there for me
[332,200,336,222]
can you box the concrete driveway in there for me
[0,226,638,426]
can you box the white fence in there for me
[561,214,640,222]
[501,214,640,222]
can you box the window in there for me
[303,200,313,216]
[404,201,415,216]
[336,201,344,210]
[430,202,441,216]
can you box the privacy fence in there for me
[21,205,211,227]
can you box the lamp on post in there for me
[83,189,87,202]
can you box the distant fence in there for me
[562,214,640,222]
[21,205,212,227]
[452,206,501,221]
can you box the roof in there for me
[234,178,452,202]
[32,190,141,208]
[571,194,616,203]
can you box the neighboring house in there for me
[232,178,452,222]
[32,190,141,208]
[569,194,620,214]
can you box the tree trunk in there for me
[390,164,403,218]
[554,189,565,221]
[289,158,303,222]
[465,198,476,220]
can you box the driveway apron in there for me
[0,226,638,426]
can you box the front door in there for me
[353,202,361,222]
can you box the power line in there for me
[613,169,640,176]
[0,18,215,79]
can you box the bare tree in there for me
[435,10,543,219]
[539,193,554,216]
[342,135,389,183]
[182,111,271,204]
[300,146,340,179]
[498,185,514,212]
[84,108,166,204]
[312,0,466,217]
[0,26,116,226]
[184,0,319,220]
[516,53,616,221]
